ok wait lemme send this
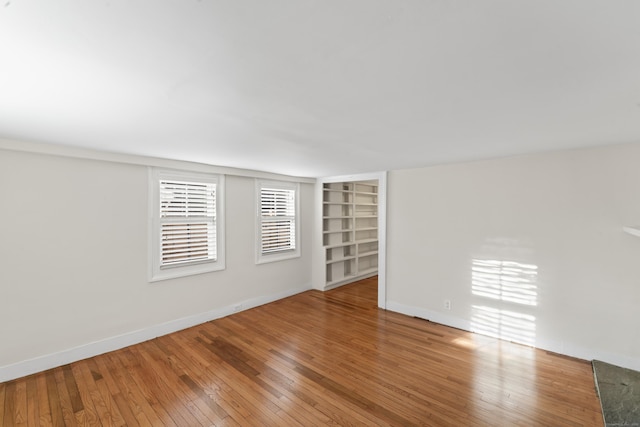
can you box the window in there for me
[256,180,300,264]
[150,169,225,281]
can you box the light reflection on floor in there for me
[459,331,539,423]
[471,305,536,346]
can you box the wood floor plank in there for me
[89,356,141,427]
[1,276,604,426]
[126,343,211,427]
[208,327,346,426]
[25,375,40,427]
[161,333,271,424]
[61,365,83,415]
[110,349,179,427]
[0,382,6,427]
[44,371,66,427]
[52,369,78,427]
[84,358,127,427]
[67,364,100,427]
[135,340,224,426]
[35,374,53,427]
[13,377,27,427]
[101,351,158,427]
[213,321,383,425]
[4,381,16,427]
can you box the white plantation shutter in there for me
[256,181,300,263]
[160,180,216,266]
[260,186,296,254]
[150,169,225,281]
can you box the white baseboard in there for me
[386,300,640,372]
[0,284,311,383]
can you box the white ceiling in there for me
[1,1,639,177]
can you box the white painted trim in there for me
[0,283,312,383]
[387,300,640,372]
[319,171,385,184]
[0,138,315,183]
[386,301,472,332]
[311,179,326,290]
[255,179,301,264]
[148,168,226,282]
[377,172,388,309]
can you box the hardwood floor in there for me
[1,276,603,426]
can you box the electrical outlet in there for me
[444,299,451,310]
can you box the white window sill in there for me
[256,250,300,265]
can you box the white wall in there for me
[387,143,640,371]
[0,148,313,381]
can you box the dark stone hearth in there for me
[593,360,640,426]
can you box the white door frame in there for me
[318,171,387,309]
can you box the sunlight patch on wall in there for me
[472,259,538,306]
[471,259,538,346]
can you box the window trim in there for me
[149,168,225,282]
[255,179,300,264]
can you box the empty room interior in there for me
[1,1,640,426]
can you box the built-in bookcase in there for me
[323,180,378,288]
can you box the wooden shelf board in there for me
[357,238,378,244]
[323,229,352,234]
[324,269,378,290]
[326,275,357,288]
[323,189,352,193]
[326,256,357,264]
[358,267,379,276]
[324,242,356,249]
[359,251,378,257]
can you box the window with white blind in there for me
[256,180,300,264]
[150,169,225,281]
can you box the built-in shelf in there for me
[323,180,378,288]
[623,226,640,238]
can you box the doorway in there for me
[318,172,386,309]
